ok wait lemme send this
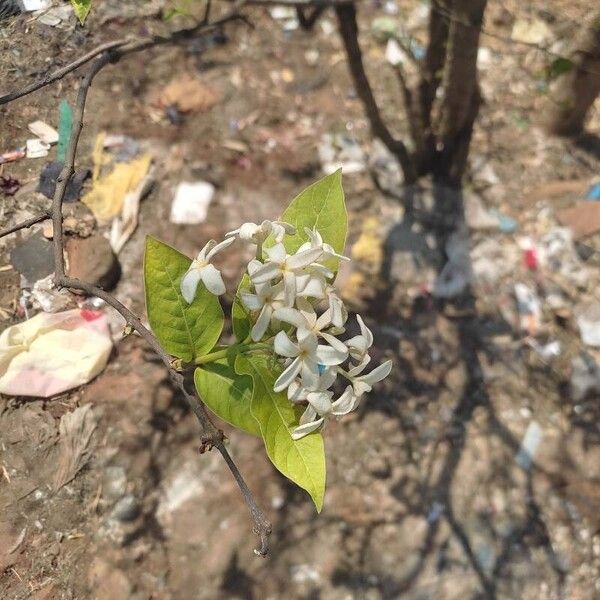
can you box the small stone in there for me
[111,494,140,522]
[367,456,391,479]
[10,232,55,284]
[65,234,121,291]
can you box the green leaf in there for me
[279,169,347,272]
[70,0,92,24]
[546,57,574,81]
[144,236,223,362]
[194,360,261,436]
[235,354,326,511]
[232,274,252,342]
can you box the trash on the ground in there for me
[570,352,600,401]
[82,154,152,223]
[170,181,215,225]
[519,237,539,270]
[26,138,50,159]
[319,133,365,175]
[65,235,121,291]
[31,274,72,313]
[433,229,472,298]
[538,228,588,287]
[103,134,140,162]
[57,99,73,163]
[515,421,543,470]
[0,309,112,398]
[28,121,59,145]
[10,233,55,285]
[471,238,519,285]
[38,160,90,202]
[575,301,600,347]
[528,339,561,360]
[304,49,320,66]
[385,38,407,66]
[154,74,219,114]
[269,6,298,31]
[514,282,541,335]
[36,3,73,26]
[585,182,600,200]
[53,404,99,492]
[0,148,26,164]
[110,171,154,253]
[371,16,398,43]
[0,175,20,196]
[369,139,403,197]
[556,201,600,239]
[21,0,51,11]
[511,18,553,45]
[494,211,518,233]
[465,194,498,230]
[350,216,383,269]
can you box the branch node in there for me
[199,430,226,453]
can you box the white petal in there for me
[315,343,348,366]
[199,264,226,295]
[251,261,281,284]
[304,227,323,246]
[320,331,350,354]
[251,305,272,341]
[273,307,308,329]
[205,236,235,260]
[300,359,320,390]
[265,243,287,264]
[295,273,326,298]
[315,308,332,331]
[196,240,216,261]
[356,314,373,347]
[180,268,202,303]
[238,222,259,241]
[274,221,296,234]
[359,360,393,386]
[225,227,240,238]
[274,357,302,392]
[300,404,318,424]
[288,380,309,402]
[246,258,263,276]
[328,293,347,328]
[240,292,262,311]
[298,332,318,354]
[331,386,359,415]
[286,246,323,270]
[283,271,296,306]
[318,366,338,390]
[306,391,333,415]
[292,417,324,439]
[346,334,369,359]
[348,354,371,377]
[353,381,371,396]
[273,331,299,358]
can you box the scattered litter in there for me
[465,194,498,230]
[103,134,140,162]
[319,133,365,175]
[0,148,26,164]
[570,353,600,401]
[269,6,298,31]
[38,160,90,202]
[291,564,321,585]
[31,274,72,313]
[81,154,152,223]
[371,16,398,43]
[519,237,539,271]
[575,301,600,347]
[10,232,55,285]
[36,3,73,26]
[539,228,588,287]
[57,99,73,163]
[170,181,215,225]
[26,138,50,159]
[369,139,403,197]
[53,404,99,492]
[21,0,51,10]
[28,121,59,145]
[304,49,320,66]
[110,170,154,253]
[585,182,600,200]
[514,282,541,335]
[111,494,140,522]
[154,74,219,114]
[426,501,445,524]
[433,229,472,298]
[528,339,561,360]
[0,175,20,196]
[385,38,407,66]
[515,421,543,470]
[556,201,600,239]
[511,18,553,45]
[471,238,519,285]
[0,309,112,398]
[351,216,384,269]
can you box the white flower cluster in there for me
[181,220,392,440]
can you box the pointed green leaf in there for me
[194,360,261,436]
[235,354,326,511]
[70,0,92,24]
[232,274,252,342]
[279,169,347,272]
[144,236,223,362]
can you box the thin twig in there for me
[0,212,50,239]
[3,0,272,556]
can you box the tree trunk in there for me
[544,11,600,137]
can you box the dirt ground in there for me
[1,1,599,599]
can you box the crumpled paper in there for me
[0,309,112,398]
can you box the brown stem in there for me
[334,2,416,183]
[0,212,50,239]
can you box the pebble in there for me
[65,234,121,291]
[111,494,140,522]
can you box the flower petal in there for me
[359,360,393,386]
[288,379,309,403]
[180,268,202,303]
[315,343,348,366]
[265,242,287,264]
[273,331,299,358]
[273,307,308,329]
[348,354,371,377]
[292,417,324,440]
[331,386,359,415]
[274,357,302,392]
[320,332,349,355]
[283,271,297,306]
[205,236,234,260]
[240,292,262,311]
[300,358,320,390]
[286,246,323,270]
[199,264,226,295]
[306,391,333,415]
[251,305,272,342]
[238,222,259,241]
[251,261,281,284]
[356,314,373,347]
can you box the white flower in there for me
[250,243,323,301]
[240,277,288,342]
[299,227,350,263]
[181,238,234,301]
[287,367,337,403]
[327,292,347,328]
[226,220,295,244]
[274,298,348,356]
[349,360,393,396]
[272,331,347,392]
[345,314,373,363]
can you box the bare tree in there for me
[543,9,600,137]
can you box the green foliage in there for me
[546,57,574,81]
[70,0,92,24]
[231,274,252,342]
[144,236,223,362]
[235,354,326,511]
[279,169,348,272]
[194,359,261,436]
